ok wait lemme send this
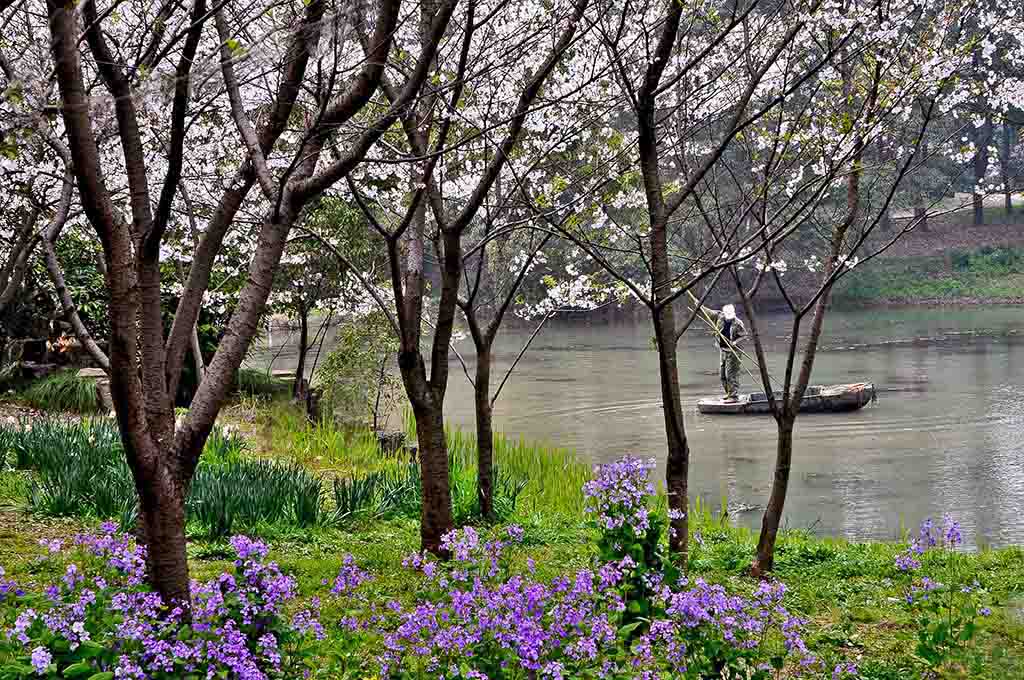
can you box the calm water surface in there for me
[253,307,1024,547]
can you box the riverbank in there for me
[831,244,1024,308]
[2,402,1024,678]
[2,490,1023,678]
[745,210,1024,309]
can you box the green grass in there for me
[1,403,1023,677]
[835,246,1024,305]
[20,370,101,413]
[235,367,290,397]
[259,402,591,521]
[1,504,1020,679]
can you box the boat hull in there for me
[697,383,875,415]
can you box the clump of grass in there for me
[21,370,101,414]
[11,418,130,517]
[201,426,248,467]
[0,425,13,469]
[330,473,384,524]
[235,368,290,397]
[6,418,325,537]
[405,410,590,519]
[188,459,325,537]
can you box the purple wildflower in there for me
[30,647,51,675]
[583,456,656,537]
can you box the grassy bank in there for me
[2,405,1023,678]
[1,499,1022,679]
[833,245,1024,306]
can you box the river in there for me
[250,306,1024,547]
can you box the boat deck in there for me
[697,383,876,415]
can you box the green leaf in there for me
[618,622,642,639]
[77,642,105,659]
[62,663,94,677]
[87,673,115,680]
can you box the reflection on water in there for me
[250,306,1024,547]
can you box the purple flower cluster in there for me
[0,459,859,680]
[330,555,372,596]
[404,525,526,590]
[895,514,963,572]
[0,566,25,603]
[583,456,656,537]
[3,530,323,679]
[375,560,819,678]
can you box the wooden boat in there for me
[697,382,876,415]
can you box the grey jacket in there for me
[703,308,746,350]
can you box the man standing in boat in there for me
[702,304,747,402]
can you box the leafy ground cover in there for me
[0,402,1022,679]
[1,470,1022,678]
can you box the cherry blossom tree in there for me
[343,0,598,551]
[690,0,1024,575]
[28,0,458,608]
[521,0,871,563]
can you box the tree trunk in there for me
[1002,123,1013,215]
[751,419,794,577]
[653,309,689,559]
[413,398,454,554]
[474,343,494,520]
[914,204,928,232]
[915,134,929,232]
[136,468,191,610]
[293,306,309,401]
[973,112,993,226]
[877,136,891,232]
[190,322,205,385]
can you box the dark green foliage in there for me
[950,245,1024,275]
[370,457,528,524]
[326,457,528,528]
[187,460,324,537]
[10,417,118,474]
[12,418,123,516]
[3,415,531,536]
[21,370,101,414]
[835,246,1024,304]
[5,418,324,537]
[201,426,248,467]
[330,472,384,525]
[235,368,290,397]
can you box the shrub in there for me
[21,371,101,414]
[315,312,401,429]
